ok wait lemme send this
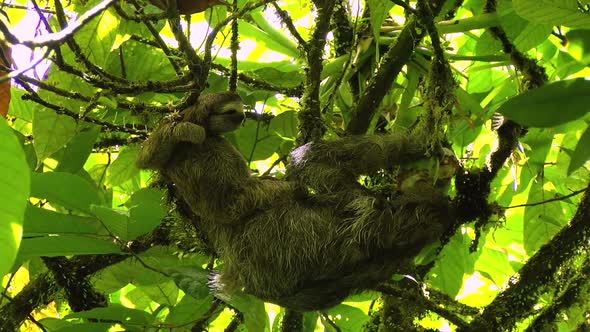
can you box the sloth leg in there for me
[344,182,452,254]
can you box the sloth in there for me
[136,92,454,311]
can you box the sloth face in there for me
[182,92,244,134]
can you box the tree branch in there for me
[463,182,590,331]
[296,0,336,144]
[0,0,117,48]
[345,16,424,135]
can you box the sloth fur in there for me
[136,92,453,311]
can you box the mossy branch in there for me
[463,183,590,331]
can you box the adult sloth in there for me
[137,92,453,311]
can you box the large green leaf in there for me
[523,185,567,254]
[106,146,140,187]
[250,10,300,58]
[165,294,217,326]
[53,323,118,332]
[168,266,212,300]
[18,235,121,258]
[30,172,103,214]
[0,119,30,277]
[238,20,299,58]
[33,109,77,164]
[65,304,152,326]
[24,205,98,235]
[323,304,369,331]
[126,188,165,240]
[368,0,393,41]
[566,29,590,64]
[216,290,269,332]
[568,125,590,175]
[496,78,590,127]
[90,205,129,239]
[54,126,100,173]
[513,0,590,28]
[90,188,164,241]
[428,233,478,297]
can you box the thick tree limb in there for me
[345,16,424,135]
[296,0,336,144]
[463,183,590,331]
[0,227,170,330]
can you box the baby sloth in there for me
[136,92,453,311]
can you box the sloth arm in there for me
[288,133,429,192]
[137,121,206,170]
[225,177,294,220]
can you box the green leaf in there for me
[165,294,217,325]
[250,10,300,58]
[215,58,301,72]
[513,0,590,28]
[323,304,369,331]
[126,188,165,240]
[55,126,100,173]
[428,233,477,297]
[106,146,140,187]
[0,119,30,277]
[555,51,587,79]
[368,0,393,41]
[30,172,102,214]
[474,247,514,286]
[246,67,304,88]
[53,323,117,332]
[141,280,179,305]
[238,21,299,58]
[568,125,590,175]
[91,205,130,239]
[496,78,590,127]
[65,304,152,325]
[8,88,34,122]
[232,120,283,162]
[24,205,98,235]
[167,266,212,299]
[33,109,77,164]
[566,29,590,64]
[466,68,509,94]
[523,183,568,254]
[18,235,121,258]
[216,290,269,332]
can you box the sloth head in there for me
[182,92,244,135]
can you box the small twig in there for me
[0,0,117,48]
[130,254,171,277]
[271,2,307,48]
[224,312,243,332]
[204,0,275,64]
[210,62,303,96]
[0,47,51,83]
[229,0,239,92]
[505,188,587,209]
[261,155,287,176]
[15,75,172,115]
[1,3,55,14]
[53,0,131,85]
[192,299,224,330]
[16,80,147,135]
[120,0,184,73]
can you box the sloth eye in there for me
[224,108,239,115]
